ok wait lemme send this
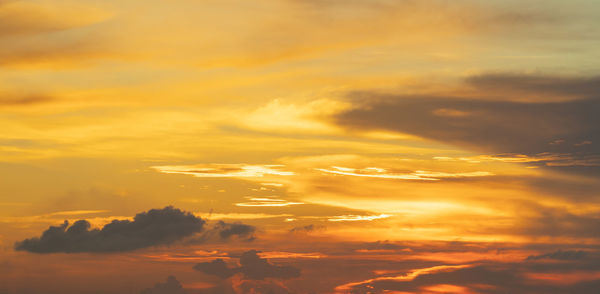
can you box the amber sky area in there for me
[1,0,600,293]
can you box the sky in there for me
[1,0,600,293]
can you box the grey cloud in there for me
[239,250,301,280]
[15,206,205,253]
[344,262,600,294]
[335,74,600,175]
[194,259,236,279]
[0,94,52,106]
[289,224,325,234]
[215,221,255,239]
[188,221,255,244]
[194,250,301,281]
[140,276,187,294]
[466,74,600,99]
[526,250,587,261]
[516,206,600,239]
[235,280,295,294]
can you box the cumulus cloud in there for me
[140,276,187,294]
[15,206,205,253]
[194,250,301,280]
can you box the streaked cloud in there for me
[0,0,112,38]
[152,164,294,178]
[335,264,471,292]
[316,166,493,181]
[328,214,391,222]
[196,212,293,220]
[235,197,303,207]
[434,152,600,167]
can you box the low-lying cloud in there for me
[140,276,187,294]
[194,250,301,280]
[15,206,205,253]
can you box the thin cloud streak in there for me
[152,164,295,178]
[316,166,493,181]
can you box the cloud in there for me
[194,250,301,280]
[214,221,255,240]
[0,0,111,38]
[15,206,205,253]
[516,206,600,239]
[0,1,115,67]
[194,259,237,279]
[140,276,187,294]
[466,74,600,100]
[183,220,256,246]
[434,152,600,167]
[235,197,303,207]
[0,94,53,106]
[316,166,493,181]
[289,224,326,234]
[336,259,600,294]
[327,214,391,222]
[233,279,294,294]
[152,164,294,178]
[526,250,587,261]
[335,73,600,175]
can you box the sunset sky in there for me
[1,1,600,293]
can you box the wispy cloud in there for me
[152,164,295,178]
[434,152,600,167]
[235,197,303,207]
[316,166,493,181]
[328,214,391,222]
[335,264,471,292]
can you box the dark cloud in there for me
[188,221,255,244]
[239,250,301,280]
[194,259,237,279]
[515,204,600,239]
[215,221,255,240]
[466,74,600,99]
[526,250,587,261]
[335,74,600,175]
[140,276,187,294]
[194,250,301,281]
[342,262,600,294]
[15,206,205,253]
[359,240,408,251]
[0,94,52,106]
[234,280,295,294]
[289,224,325,234]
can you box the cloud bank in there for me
[15,206,205,253]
